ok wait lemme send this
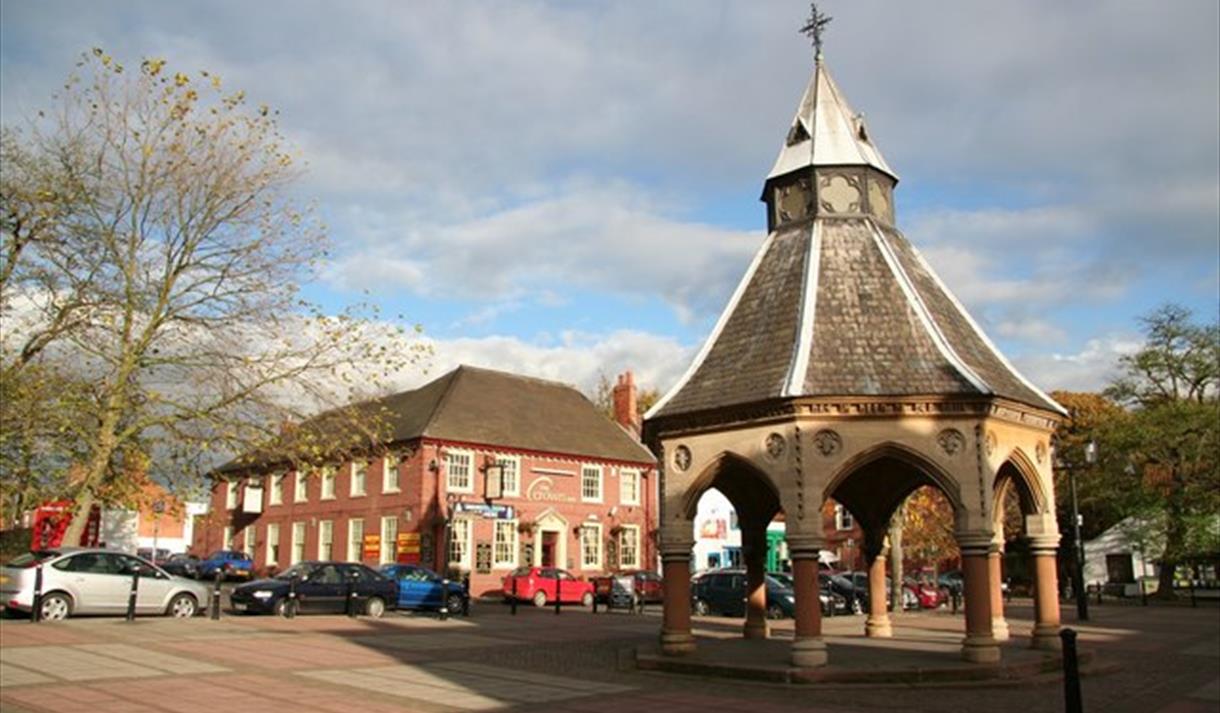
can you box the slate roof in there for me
[648,60,1063,421]
[220,365,654,474]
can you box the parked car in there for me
[847,571,920,610]
[821,572,864,614]
[692,569,801,619]
[768,571,846,616]
[196,550,254,581]
[938,570,964,595]
[160,553,201,579]
[380,564,467,614]
[230,561,396,616]
[501,566,594,607]
[904,576,947,609]
[591,570,663,604]
[0,548,211,620]
[136,547,172,564]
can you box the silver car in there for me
[0,547,212,621]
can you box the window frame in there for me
[444,449,475,494]
[290,521,306,565]
[835,504,854,531]
[619,468,640,506]
[619,524,640,569]
[447,517,472,569]
[492,519,518,569]
[382,455,400,493]
[350,460,367,497]
[580,523,602,570]
[317,520,334,560]
[266,523,280,566]
[495,455,521,498]
[379,516,398,566]
[224,481,238,510]
[320,466,336,500]
[293,471,309,503]
[222,525,234,550]
[580,464,603,503]
[347,518,365,562]
[268,473,284,506]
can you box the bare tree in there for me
[1,50,427,542]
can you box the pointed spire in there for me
[768,61,898,183]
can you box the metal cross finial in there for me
[799,2,832,61]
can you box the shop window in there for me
[581,465,603,502]
[581,524,602,569]
[448,518,472,568]
[493,520,518,568]
[619,525,640,569]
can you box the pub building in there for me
[194,366,657,597]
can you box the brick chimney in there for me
[612,370,640,437]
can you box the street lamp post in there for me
[151,500,165,562]
[1065,441,1096,622]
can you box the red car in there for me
[502,566,594,607]
[591,570,663,604]
[904,577,947,609]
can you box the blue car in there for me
[380,564,467,614]
[196,550,254,581]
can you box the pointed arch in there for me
[824,441,966,534]
[993,447,1047,517]
[680,451,782,524]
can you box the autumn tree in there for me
[0,51,425,543]
[1101,305,1219,598]
[901,486,958,576]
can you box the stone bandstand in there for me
[642,46,1066,670]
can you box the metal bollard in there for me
[592,584,599,614]
[31,564,43,624]
[126,568,141,621]
[285,576,297,619]
[1190,578,1197,608]
[345,574,357,618]
[439,578,449,621]
[1061,628,1083,713]
[211,568,223,620]
[510,576,518,616]
[1141,581,1148,606]
[1096,584,1102,606]
[554,581,561,615]
[462,575,470,617]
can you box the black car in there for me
[691,569,796,619]
[159,553,201,579]
[230,561,397,617]
[769,571,847,616]
[821,572,864,615]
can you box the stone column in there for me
[960,542,1001,663]
[989,544,1010,642]
[789,540,828,667]
[660,546,696,655]
[1030,538,1062,650]
[742,524,769,640]
[865,537,893,638]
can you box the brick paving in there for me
[0,599,1216,712]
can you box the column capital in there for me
[786,535,827,558]
[956,529,997,554]
[659,542,694,561]
[1027,534,1062,554]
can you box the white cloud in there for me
[993,318,1067,344]
[1012,334,1143,393]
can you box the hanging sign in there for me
[362,534,380,560]
[453,502,515,519]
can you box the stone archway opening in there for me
[993,455,1062,650]
[681,453,784,640]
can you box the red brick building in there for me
[195,366,657,597]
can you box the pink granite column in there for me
[1030,540,1062,650]
[960,543,1001,663]
[789,541,828,667]
[660,549,695,655]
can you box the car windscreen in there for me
[274,563,313,580]
[4,551,60,568]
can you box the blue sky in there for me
[3,1,1217,398]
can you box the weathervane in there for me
[799,2,832,62]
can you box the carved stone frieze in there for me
[673,445,692,472]
[812,429,842,457]
[937,428,966,456]
[765,432,786,460]
[985,431,998,457]
[1035,441,1047,465]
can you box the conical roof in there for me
[648,63,1063,422]
[767,61,896,183]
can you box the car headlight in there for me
[252,591,274,600]
[784,594,795,603]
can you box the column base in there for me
[991,616,1010,642]
[790,636,828,668]
[1031,624,1061,651]
[743,620,769,640]
[960,634,1002,663]
[865,615,893,638]
[660,631,696,656]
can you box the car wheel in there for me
[581,591,594,608]
[532,590,548,608]
[767,603,785,620]
[365,597,386,618]
[273,598,291,617]
[693,599,710,616]
[39,593,71,622]
[446,593,464,615]
[167,593,198,618]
